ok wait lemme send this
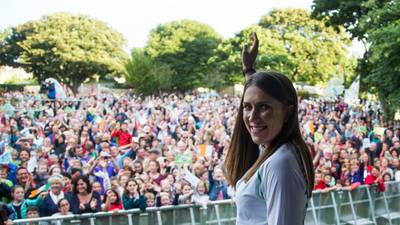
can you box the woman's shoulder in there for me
[265,143,296,163]
[261,143,300,173]
[259,143,306,191]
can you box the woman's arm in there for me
[242,32,259,80]
[92,192,102,212]
[263,152,307,225]
[137,195,147,211]
[122,195,134,209]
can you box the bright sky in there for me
[0,0,363,56]
[1,0,313,47]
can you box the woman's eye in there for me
[259,104,271,111]
[243,105,252,111]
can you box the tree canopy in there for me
[312,0,400,120]
[145,19,222,91]
[0,12,128,93]
[124,48,175,96]
[211,9,353,86]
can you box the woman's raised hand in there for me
[242,32,259,79]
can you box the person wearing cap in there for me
[39,175,67,217]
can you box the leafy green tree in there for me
[0,28,11,42]
[0,12,128,94]
[312,0,400,120]
[211,9,352,86]
[124,48,174,96]
[146,20,222,91]
[362,1,400,119]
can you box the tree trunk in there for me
[378,94,391,123]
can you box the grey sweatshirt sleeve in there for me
[263,147,307,225]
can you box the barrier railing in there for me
[12,181,400,225]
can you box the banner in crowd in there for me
[175,152,192,168]
[183,169,200,187]
[324,76,344,97]
[344,75,360,104]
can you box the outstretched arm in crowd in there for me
[116,144,137,168]
[88,158,100,175]
[313,145,322,167]
[110,157,120,174]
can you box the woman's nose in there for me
[248,109,259,121]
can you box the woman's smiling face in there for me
[243,85,288,147]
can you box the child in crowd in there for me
[193,181,210,207]
[364,166,385,191]
[122,179,146,211]
[8,185,46,219]
[102,189,122,211]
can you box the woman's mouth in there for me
[250,126,267,135]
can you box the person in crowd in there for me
[8,185,46,219]
[101,189,122,212]
[0,202,14,225]
[51,198,73,225]
[52,198,72,216]
[314,171,326,190]
[144,192,156,208]
[68,175,101,214]
[364,166,385,191]
[159,192,172,207]
[26,206,40,218]
[15,167,37,198]
[39,175,66,217]
[147,160,165,186]
[208,165,229,201]
[0,165,13,203]
[111,121,132,147]
[122,179,147,211]
[193,181,210,207]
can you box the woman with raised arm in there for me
[225,32,314,225]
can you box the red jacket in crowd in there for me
[364,174,385,192]
[111,129,132,146]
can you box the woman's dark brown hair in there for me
[72,175,92,194]
[224,71,315,198]
[123,178,139,197]
[103,189,121,205]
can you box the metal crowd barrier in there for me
[12,181,400,225]
[308,181,400,225]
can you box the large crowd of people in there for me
[0,88,399,223]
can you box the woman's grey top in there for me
[235,143,307,225]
